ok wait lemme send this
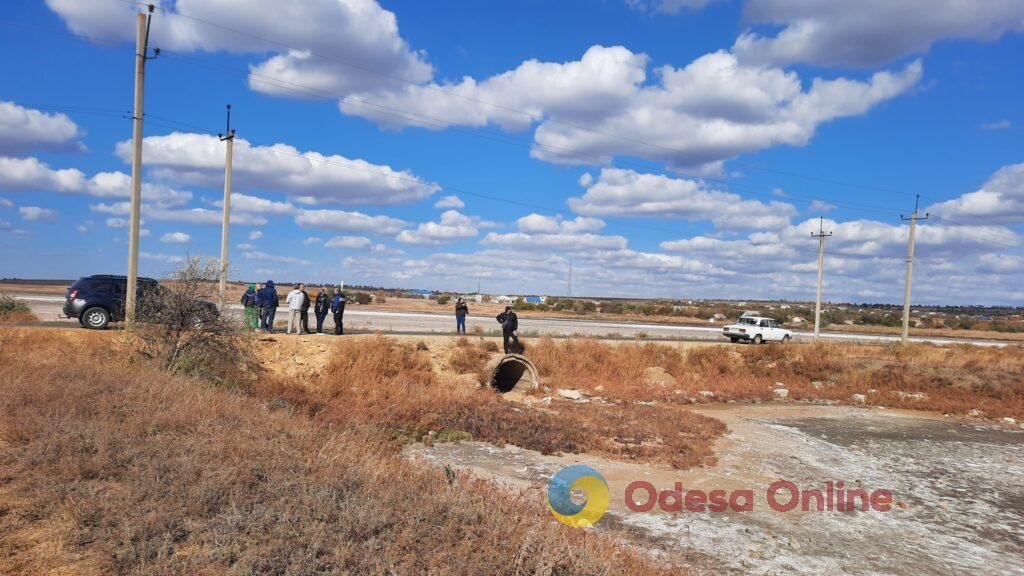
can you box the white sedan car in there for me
[722,316,792,344]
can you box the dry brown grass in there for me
[0,293,38,325]
[826,322,1024,342]
[289,336,724,469]
[0,309,38,325]
[449,336,498,374]
[528,337,1024,419]
[0,327,690,575]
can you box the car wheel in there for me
[729,337,738,343]
[753,334,763,345]
[782,335,791,343]
[82,307,110,330]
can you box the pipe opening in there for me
[485,354,538,393]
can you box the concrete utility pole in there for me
[218,104,236,306]
[567,256,573,297]
[125,5,156,326]
[811,217,832,339]
[900,194,929,344]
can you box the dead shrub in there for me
[130,257,256,385]
[0,292,37,324]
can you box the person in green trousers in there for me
[240,283,260,331]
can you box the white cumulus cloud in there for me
[569,168,796,229]
[19,206,58,222]
[294,208,407,233]
[46,0,432,98]
[341,46,920,173]
[161,231,192,244]
[325,235,372,249]
[115,132,439,205]
[0,101,84,154]
[396,210,481,245]
[733,0,1024,67]
[434,194,465,209]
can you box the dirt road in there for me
[408,404,1024,576]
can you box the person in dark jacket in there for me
[240,284,259,331]
[496,306,520,353]
[455,297,469,334]
[298,283,312,334]
[256,280,278,333]
[331,288,347,335]
[314,288,330,335]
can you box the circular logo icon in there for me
[547,465,609,527]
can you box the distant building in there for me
[523,295,544,304]
[408,289,433,299]
[709,313,728,323]
[790,316,807,324]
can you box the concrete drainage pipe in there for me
[483,354,539,393]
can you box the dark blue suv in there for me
[63,274,159,329]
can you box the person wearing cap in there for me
[240,283,259,331]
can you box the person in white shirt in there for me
[285,284,304,335]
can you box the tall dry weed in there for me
[528,337,1024,418]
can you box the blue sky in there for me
[1,0,1022,304]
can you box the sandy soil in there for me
[250,331,716,381]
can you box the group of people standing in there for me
[240,281,347,335]
[240,286,522,352]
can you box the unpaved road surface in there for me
[407,404,1024,575]
[11,293,1012,346]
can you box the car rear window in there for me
[69,278,92,290]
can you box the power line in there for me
[2,12,1009,232]
[119,113,922,263]
[6,11,1017,253]
[157,49,901,219]
[15,99,1019,262]
[112,0,922,200]
[153,49,1024,250]
[9,14,1006,237]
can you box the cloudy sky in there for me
[1,0,1022,304]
